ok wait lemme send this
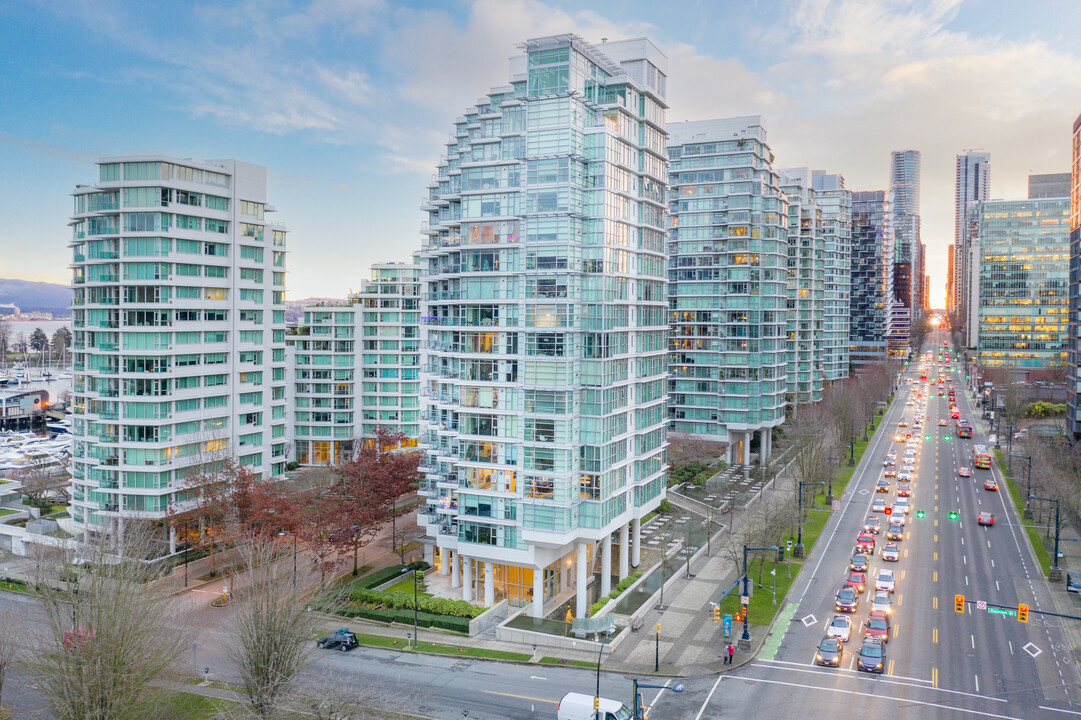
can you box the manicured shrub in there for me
[589,597,609,616]
[658,498,671,513]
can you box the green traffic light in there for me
[948,511,958,520]
[916,510,925,519]
[944,435,950,441]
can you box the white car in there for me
[895,498,911,515]
[826,614,852,642]
[871,498,887,513]
[871,591,893,615]
[881,544,900,562]
[897,469,912,482]
[875,569,896,593]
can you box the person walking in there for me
[726,643,735,667]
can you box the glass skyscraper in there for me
[780,168,824,407]
[977,198,1070,369]
[890,150,922,323]
[666,117,787,461]
[417,35,669,619]
[69,157,288,546]
[1068,113,1081,439]
[813,171,853,381]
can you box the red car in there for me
[951,410,960,419]
[865,611,891,643]
[847,571,867,594]
[856,532,875,554]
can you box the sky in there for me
[1,0,1079,308]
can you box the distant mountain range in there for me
[0,279,72,316]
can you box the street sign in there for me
[976,600,986,610]
[740,596,749,605]
[988,607,1017,617]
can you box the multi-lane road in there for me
[660,334,1081,719]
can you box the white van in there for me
[557,692,633,720]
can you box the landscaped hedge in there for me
[335,605,471,633]
[347,588,482,619]
[353,561,430,590]
[588,571,644,616]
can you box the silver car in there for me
[875,569,896,593]
[826,614,852,642]
[871,591,893,615]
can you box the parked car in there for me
[317,630,359,652]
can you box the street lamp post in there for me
[796,481,825,558]
[590,630,616,719]
[401,566,421,648]
[741,544,779,646]
[825,456,839,506]
[631,680,684,720]
[1010,453,1033,519]
[1029,493,1062,582]
[849,433,855,466]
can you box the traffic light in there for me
[954,594,965,613]
[884,507,892,516]
[713,604,721,621]
[777,546,785,562]
[734,612,742,623]
[916,509,925,519]
[948,510,958,520]
[1018,603,1029,623]
[595,697,600,712]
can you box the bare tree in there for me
[0,610,16,718]
[27,521,187,720]
[227,531,317,720]
[13,463,60,511]
[823,379,861,459]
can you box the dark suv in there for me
[317,629,359,652]
[857,637,885,673]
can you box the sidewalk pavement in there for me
[305,473,800,678]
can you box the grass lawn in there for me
[383,577,433,597]
[0,508,18,518]
[345,632,532,662]
[132,690,241,720]
[995,448,1054,576]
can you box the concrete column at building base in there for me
[463,556,473,602]
[619,523,630,580]
[600,534,612,596]
[575,541,588,620]
[424,543,434,567]
[533,566,545,619]
[450,550,460,588]
[484,561,495,607]
[631,517,641,568]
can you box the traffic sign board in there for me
[740,596,749,605]
[976,601,987,610]
[988,607,1017,617]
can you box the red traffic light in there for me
[884,507,892,515]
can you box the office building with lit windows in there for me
[890,150,922,323]
[69,157,288,546]
[976,195,1070,369]
[667,117,788,459]
[417,35,669,620]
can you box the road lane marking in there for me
[991,559,995,568]
[935,518,939,527]
[754,659,931,684]
[934,534,938,543]
[1039,706,1081,717]
[692,675,722,720]
[933,597,938,610]
[482,691,557,704]
[971,635,975,650]
[975,675,980,693]
[734,675,1014,714]
[898,594,903,607]
[900,569,906,580]
[888,658,895,675]
[933,627,938,643]
[964,555,967,565]
[933,571,938,582]
[904,548,909,558]
[934,551,938,561]
[932,666,938,687]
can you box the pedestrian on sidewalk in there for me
[726,643,735,667]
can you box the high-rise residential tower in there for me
[780,168,824,407]
[890,150,922,325]
[417,35,669,619]
[354,263,422,446]
[849,191,894,369]
[69,157,288,545]
[952,151,990,317]
[667,117,788,460]
[813,171,852,382]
